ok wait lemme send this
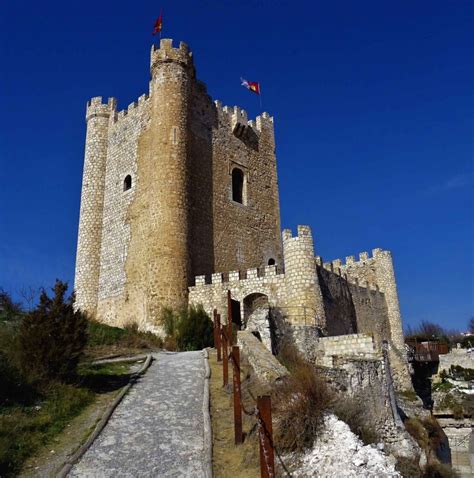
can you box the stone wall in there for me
[318,334,377,367]
[318,250,412,389]
[75,97,116,316]
[438,350,474,373]
[75,38,282,327]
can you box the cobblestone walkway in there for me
[69,351,207,478]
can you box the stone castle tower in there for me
[75,39,282,328]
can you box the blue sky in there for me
[0,1,472,330]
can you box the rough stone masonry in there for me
[75,38,411,389]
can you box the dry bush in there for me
[274,343,333,452]
[396,456,422,478]
[331,396,380,445]
[423,463,459,478]
[405,418,429,449]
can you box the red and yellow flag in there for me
[241,78,261,95]
[153,12,163,35]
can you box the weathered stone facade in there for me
[75,39,281,328]
[75,38,410,388]
[189,225,411,388]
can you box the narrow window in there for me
[232,168,244,204]
[123,175,132,191]
[268,258,276,266]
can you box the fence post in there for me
[257,395,275,478]
[216,313,222,362]
[213,309,218,349]
[232,346,243,444]
[222,326,229,387]
[227,289,233,345]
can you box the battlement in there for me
[192,264,282,287]
[150,38,194,74]
[86,97,117,122]
[319,248,392,271]
[112,93,150,124]
[214,100,274,133]
[282,225,313,245]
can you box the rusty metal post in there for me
[222,326,228,387]
[232,346,243,444]
[216,313,222,362]
[257,395,275,478]
[213,308,218,349]
[227,289,233,345]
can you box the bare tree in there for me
[19,286,39,312]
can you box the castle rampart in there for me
[76,39,282,327]
[75,38,410,390]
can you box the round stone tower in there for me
[282,225,326,328]
[135,39,194,317]
[75,97,116,316]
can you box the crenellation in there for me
[247,268,258,279]
[212,273,223,284]
[195,275,206,286]
[75,38,410,390]
[229,271,240,282]
[346,255,355,265]
[359,251,369,261]
[265,265,277,276]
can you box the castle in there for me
[75,39,410,388]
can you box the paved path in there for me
[69,351,208,478]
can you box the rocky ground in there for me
[288,414,401,477]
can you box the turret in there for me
[75,96,116,315]
[282,226,326,328]
[142,39,194,317]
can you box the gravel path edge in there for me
[56,354,153,478]
[202,348,213,478]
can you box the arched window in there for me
[123,175,132,191]
[268,258,276,266]
[232,168,244,204]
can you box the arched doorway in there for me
[243,293,274,352]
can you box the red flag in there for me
[241,78,261,95]
[153,12,163,35]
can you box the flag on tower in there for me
[153,12,163,35]
[241,77,261,95]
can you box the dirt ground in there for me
[209,349,272,478]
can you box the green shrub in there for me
[0,289,23,321]
[87,320,127,346]
[449,365,474,381]
[161,305,214,351]
[17,281,88,382]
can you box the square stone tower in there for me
[74,39,282,329]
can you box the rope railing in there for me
[212,291,293,478]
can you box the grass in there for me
[0,382,94,477]
[208,349,261,478]
[85,321,162,358]
[0,359,135,477]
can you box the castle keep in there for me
[75,39,281,326]
[75,39,410,388]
